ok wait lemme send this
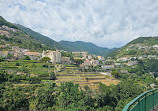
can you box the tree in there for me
[27,77,41,84]
[0,57,4,62]
[32,86,55,111]
[0,71,6,83]
[7,54,13,59]
[0,87,29,111]
[74,59,83,65]
[24,56,31,60]
[97,83,117,108]
[49,72,56,80]
[40,57,51,63]
[111,71,121,79]
[15,63,20,66]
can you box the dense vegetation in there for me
[59,40,117,56]
[0,70,154,111]
[0,59,157,111]
[0,72,156,111]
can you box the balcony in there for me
[123,88,158,111]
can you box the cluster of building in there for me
[128,44,158,50]
[0,45,41,60]
[71,51,106,69]
[0,25,18,33]
[0,44,71,64]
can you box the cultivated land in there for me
[0,60,119,90]
[56,66,120,90]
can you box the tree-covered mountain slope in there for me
[0,16,17,29]
[15,24,64,50]
[108,37,158,58]
[0,16,52,51]
[59,40,117,56]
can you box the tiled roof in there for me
[24,52,39,56]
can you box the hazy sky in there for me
[0,0,158,48]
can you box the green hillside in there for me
[0,16,52,52]
[59,40,117,56]
[0,16,17,29]
[108,37,158,58]
[15,24,64,50]
[127,37,158,45]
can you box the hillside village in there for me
[0,24,109,69]
[2,25,158,76]
[1,16,158,111]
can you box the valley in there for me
[0,16,158,111]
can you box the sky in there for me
[0,0,158,48]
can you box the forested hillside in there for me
[0,16,17,29]
[15,24,64,50]
[0,16,54,52]
[59,40,117,56]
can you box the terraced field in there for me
[0,60,120,90]
[56,71,120,90]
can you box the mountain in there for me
[0,16,53,51]
[16,24,116,56]
[59,40,117,56]
[0,16,17,29]
[108,37,158,58]
[15,24,64,50]
[0,16,116,56]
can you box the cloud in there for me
[0,0,158,48]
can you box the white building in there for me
[42,50,61,63]
[153,44,158,49]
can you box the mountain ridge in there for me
[59,40,117,56]
[15,24,64,50]
[107,37,158,58]
[14,23,117,56]
[1,16,117,56]
[0,16,52,52]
